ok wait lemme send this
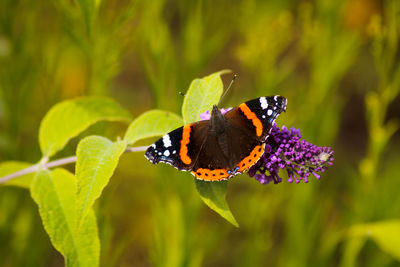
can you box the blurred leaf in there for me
[348,220,400,261]
[39,97,131,157]
[76,136,126,229]
[31,169,99,267]
[340,236,367,267]
[0,161,34,188]
[182,70,230,124]
[195,180,238,227]
[152,196,185,267]
[75,0,98,35]
[124,110,183,145]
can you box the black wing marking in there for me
[145,126,191,171]
[145,120,211,172]
[225,95,287,141]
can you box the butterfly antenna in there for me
[218,74,237,106]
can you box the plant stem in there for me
[0,145,149,185]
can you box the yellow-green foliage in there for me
[1,0,399,266]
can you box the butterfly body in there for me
[145,96,287,181]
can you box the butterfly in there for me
[145,96,287,181]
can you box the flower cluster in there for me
[199,108,232,120]
[199,108,334,185]
[248,125,334,184]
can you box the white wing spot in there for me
[162,134,172,147]
[151,144,156,149]
[173,150,176,154]
[158,152,162,156]
[274,95,278,101]
[267,109,273,116]
[163,150,170,157]
[262,115,266,119]
[260,97,268,109]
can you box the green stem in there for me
[0,146,149,184]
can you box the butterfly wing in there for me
[191,124,264,180]
[144,120,210,172]
[145,119,234,181]
[145,95,287,181]
[145,126,191,171]
[190,128,235,181]
[225,95,287,141]
[218,95,287,173]
[190,95,287,181]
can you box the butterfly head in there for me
[210,105,226,134]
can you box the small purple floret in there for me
[199,108,233,120]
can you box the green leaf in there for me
[348,220,400,261]
[182,70,231,124]
[75,0,98,35]
[340,237,367,267]
[195,179,238,227]
[181,70,237,226]
[124,110,183,145]
[76,136,126,228]
[39,96,131,157]
[0,161,35,188]
[31,169,99,267]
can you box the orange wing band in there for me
[237,144,265,172]
[192,144,265,181]
[180,125,192,165]
[192,168,230,181]
[238,103,263,137]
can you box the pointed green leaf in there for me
[195,179,238,227]
[76,136,126,228]
[31,169,99,267]
[76,0,97,34]
[182,70,231,124]
[348,220,400,261]
[0,161,35,188]
[124,110,183,145]
[181,70,237,226]
[341,237,367,267]
[39,96,131,157]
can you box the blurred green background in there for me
[1,0,400,266]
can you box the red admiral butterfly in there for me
[145,96,287,181]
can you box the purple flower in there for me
[248,125,334,184]
[199,108,232,120]
[199,109,334,185]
